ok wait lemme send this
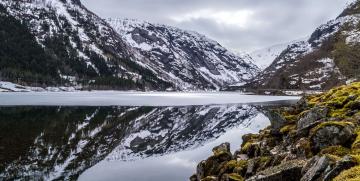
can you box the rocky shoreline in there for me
[190,82,360,181]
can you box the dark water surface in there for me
[0,101,295,180]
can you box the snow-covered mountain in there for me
[247,1,360,91]
[108,19,260,90]
[0,105,268,180]
[0,0,260,91]
[249,39,307,70]
[0,0,174,90]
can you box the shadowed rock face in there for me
[0,105,269,180]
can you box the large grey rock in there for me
[323,155,357,181]
[300,156,330,181]
[246,159,257,177]
[265,110,286,133]
[311,123,355,152]
[246,160,305,181]
[213,142,231,155]
[190,174,199,181]
[297,107,328,131]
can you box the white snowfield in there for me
[0,91,300,106]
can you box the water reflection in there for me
[0,104,279,180]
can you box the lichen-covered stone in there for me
[240,142,261,158]
[300,155,330,181]
[310,122,355,152]
[292,138,311,159]
[220,173,244,181]
[213,142,231,156]
[319,146,350,157]
[297,106,328,131]
[247,160,305,181]
[323,155,357,181]
[196,143,234,180]
[333,165,360,181]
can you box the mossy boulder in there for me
[352,131,360,152]
[300,155,331,181]
[323,155,358,181]
[218,160,247,179]
[196,143,234,180]
[310,121,356,152]
[240,142,261,158]
[247,160,305,181]
[297,106,328,131]
[320,146,350,157]
[333,165,360,181]
[295,138,313,158]
[220,173,244,181]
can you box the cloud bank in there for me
[82,0,354,52]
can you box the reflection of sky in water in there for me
[79,113,269,181]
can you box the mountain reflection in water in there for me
[0,104,288,180]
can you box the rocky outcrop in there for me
[191,82,360,181]
[297,107,329,131]
[248,160,305,181]
[310,122,355,152]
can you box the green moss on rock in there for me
[280,124,297,134]
[320,146,350,157]
[352,131,360,151]
[310,121,354,136]
[227,173,244,181]
[333,165,360,181]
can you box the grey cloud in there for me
[81,0,354,52]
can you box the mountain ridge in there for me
[108,18,260,90]
[245,1,360,92]
[0,0,260,91]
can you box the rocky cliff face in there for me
[191,82,360,181]
[108,19,260,90]
[247,1,360,91]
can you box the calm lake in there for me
[0,93,299,181]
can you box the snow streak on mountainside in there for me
[247,1,360,91]
[0,0,171,90]
[0,105,267,180]
[108,19,260,90]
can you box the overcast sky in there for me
[82,0,354,52]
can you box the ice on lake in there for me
[0,91,300,106]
